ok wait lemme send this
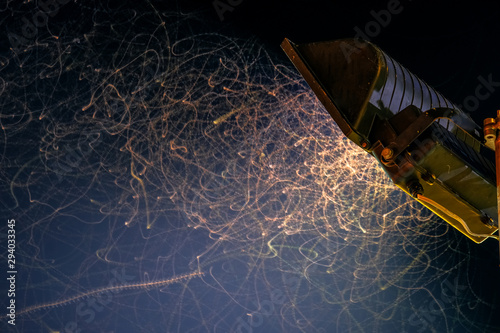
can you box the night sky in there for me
[185,0,500,123]
[1,1,500,332]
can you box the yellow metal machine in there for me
[282,38,498,243]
